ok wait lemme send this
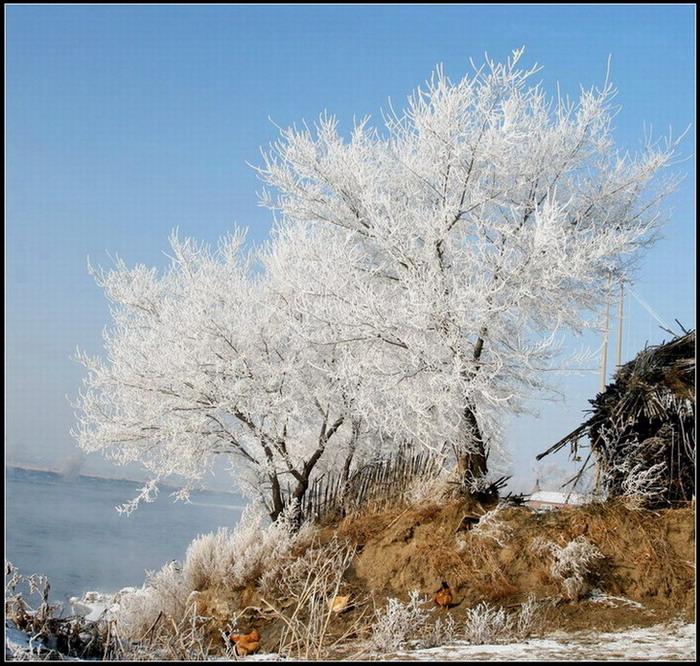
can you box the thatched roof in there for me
[538,330,695,507]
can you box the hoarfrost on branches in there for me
[618,457,668,510]
[73,232,360,519]
[470,502,513,546]
[74,49,683,513]
[255,48,683,483]
[530,535,604,600]
[596,423,674,509]
[369,590,432,653]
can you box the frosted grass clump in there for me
[464,602,511,644]
[183,502,313,592]
[531,535,604,600]
[464,597,541,644]
[370,590,432,653]
[114,561,188,639]
[470,502,513,546]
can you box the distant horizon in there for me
[5,460,556,495]
[5,462,243,495]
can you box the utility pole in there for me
[599,276,612,394]
[615,281,624,369]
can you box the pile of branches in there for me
[539,330,695,508]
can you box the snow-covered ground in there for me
[6,591,695,662]
[5,623,34,661]
[381,622,696,662]
[7,619,694,662]
[68,589,129,622]
[212,622,696,662]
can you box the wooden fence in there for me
[288,450,444,524]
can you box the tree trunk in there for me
[457,401,488,485]
[268,472,285,522]
[338,420,361,518]
[456,334,489,487]
[270,416,345,526]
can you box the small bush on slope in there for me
[530,535,605,601]
[464,597,542,645]
[369,590,432,653]
[183,501,314,593]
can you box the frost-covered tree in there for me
[74,49,683,514]
[72,232,358,520]
[254,48,682,486]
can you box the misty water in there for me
[5,467,246,614]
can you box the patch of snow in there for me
[70,590,122,622]
[587,589,652,611]
[385,622,695,662]
[5,619,82,662]
[5,621,32,658]
[215,622,697,662]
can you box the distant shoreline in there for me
[5,463,240,495]
[6,462,148,484]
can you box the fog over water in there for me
[5,467,246,613]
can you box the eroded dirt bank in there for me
[328,498,695,631]
[76,498,692,660]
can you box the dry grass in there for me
[257,537,367,660]
[334,507,406,544]
[340,497,694,619]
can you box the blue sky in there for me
[6,4,695,492]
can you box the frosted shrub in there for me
[370,590,431,654]
[114,561,188,639]
[113,587,160,640]
[464,602,511,644]
[514,596,540,638]
[144,561,189,618]
[531,535,604,600]
[116,503,313,642]
[470,503,513,546]
[183,502,313,593]
[182,528,229,592]
[464,597,541,644]
[597,426,669,509]
[222,502,313,587]
[415,613,456,650]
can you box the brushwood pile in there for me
[540,330,695,508]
